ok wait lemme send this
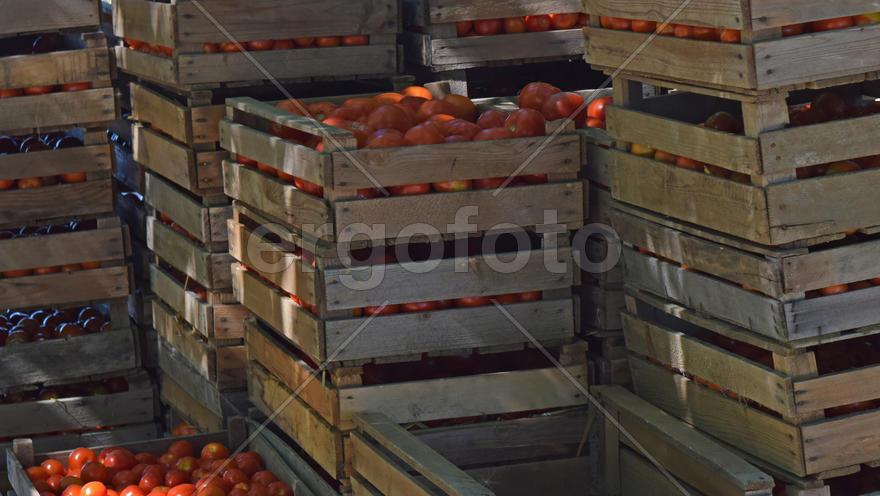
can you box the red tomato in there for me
[137,474,161,493]
[28,467,50,481]
[266,482,290,496]
[656,22,676,35]
[443,119,481,138]
[47,475,65,491]
[120,486,145,496]
[81,462,109,483]
[433,180,472,192]
[249,473,278,486]
[246,41,273,51]
[476,109,509,129]
[673,24,693,38]
[473,177,505,189]
[0,88,24,98]
[220,42,241,52]
[719,29,741,43]
[586,117,605,129]
[61,82,91,92]
[456,21,472,36]
[519,174,548,184]
[366,129,405,148]
[549,13,579,30]
[70,449,97,472]
[157,454,178,468]
[166,485,195,496]
[25,85,56,95]
[631,20,657,33]
[271,40,295,50]
[607,17,631,30]
[518,82,561,111]
[403,123,445,145]
[222,469,248,487]
[693,26,718,40]
[203,43,219,53]
[524,15,551,31]
[494,293,522,304]
[63,486,83,496]
[812,17,854,32]
[389,183,431,195]
[316,36,341,47]
[505,109,546,137]
[342,35,369,46]
[163,471,187,488]
[473,127,516,141]
[294,38,315,47]
[782,24,805,36]
[365,105,413,133]
[503,17,526,33]
[364,304,400,315]
[587,96,613,120]
[110,471,137,491]
[455,296,491,307]
[416,100,456,123]
[519,291,542,301]
[541,92,586,126]
[293,178,324,197]
[233,454,262,477]
[473,19,503,35]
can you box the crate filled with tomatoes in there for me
[0,0,100,38]
[220,84,584,246]
[402,0,589,71]
[112,0,399,88]
[606,75,880,247]
[624,288,880,480]
[245,317,589,487]
[6,417,337,496]
[584,1,880,92]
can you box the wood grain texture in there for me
[0,266,131,309]
[425,0,583,23]
[220,120,327,186]
[784,284,880,340]
[130,83,192,145]
[0,0,98,36]
[0,329,136,389]
[134,125,200,192]
[750,0,880,28]
[113,0,175,46]
[147,216,233,289]
[0,180,113,227]
[0,144,111,181]
[159,372,223,432]
[796,364,880,414]
[583,0,745,29]
[0,88,116,134]
[429,29,584,68]
[0,47,110,89]
[157,337,224,418]
[349,432,435,496]
[146,171,231,245]
[629,356,806,476]
[619,448,700,496]
[760,112,880,171]
[114,46,177,85]
[801,409,880,474]
[0,225,125,273]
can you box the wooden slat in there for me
[760,112,880,171]
[796,364,880,413]
[157,337,224,418]
[153,299,216,381]
[619,448,699,496]
[629,356,806,476]
[0,180,113,227]
[426,0,583,23]
[429,29,584,68]
[112,0,175,46]
[349,432,436,496]
[801,409,880,474]
[0,88,116,134]
[749,0,880,28]
[0,265,130,309]
[147,216,233,289]
[6,447,40,496]
[0,47,110,89]
[220,121,326,187]
[130,83,192,145]
[0,225,125,273]
[159,372,223,432]
[622,312,795,417]
[354,413,492,496]
[134,125,198,192]
[114,46,177,85]
[146,171,231,245]
[582,0,745,29]
[784,285,880,340]
[0,0,98,37]
[0,144,112,181]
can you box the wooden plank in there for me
[622,312,795,418]
[157,337,224,418]
[0,180,114,227]
[629,356,806,476]
[749,0,880,28]
[246,420,338,496]
[153,299,215,381]
[801,408,880,474]
[619,448,699,496]
[581,0,745,29]
[147,216,233,289]
[784,240,880,294]
[334,182,583,240]
[463,455,589,496]
[609,150,770,244]
[6,447,39,496]
[354,413,492,496]
[160,372,223,432]
[429,29,584,68]
[349,432,436,496]
[0,225,125,273]
[426,0,583,23]
[761,112,880,171]
[0,265,130,309]
[220,120,326,186]
[795,364,880,414]
[146,171,230,245]
[175,0,399,43]
[113,0,175,46]
[0,88,116,133]
[114,46,177,85]
[0,47,110,90]
[0,0,98,36]
[0,329,136,389]
[130,83,192,145]
[584,27,755,89]
[0,144,112,181]
[784,285,880,340]
[134,125,198,192]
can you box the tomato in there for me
[693,26,718,40]
[70,449,97,471]
[855,155,880,169]
[365,129,405,148]
[271,40,294,50]
[61,82,92,92]
[404,123,445,145]
[519,291,542,301]
[82,482,106,496]
[524,15,551,31]
[653,150,678,163]
[425,114,455,132]
[675,156,704,171]
[607,17,631,30]
[455,296,491,307]
[0,88,23,98]
[494,293,522,304]
[704,111,742,133]
[473,177,505,189]
[587,96,613,121]
[48,475,65,492]
[146,489,169,496]
[548,13,579,30]
[120,486,144,496]
[473,127,516,141]
[443,119,481,138]
[305,102,336,121]
[163,470,187,488]
[824,161,861,175]
[474,19,503,35]
[316,36,341,47]
[373,93,403,105]
[105,451,136,471]
[820,284,850,296]
[503,17,526,33]
[812,17,854,32]
[673,24,693,38]
[61,478,85,491]
[416,100,456,123]
[232,454,262,477]
[656,22,676,35]
[228,490,247,496]
[110,471,137,491]
[389,183,431,195]
[202,43,219,53]
[541,92,586,126]
[25,85,56,95]
[342,35,369,46]
[432,180,472,192]
[781,24,804,36]
[402,86,433,100]
[476,110,508,129]
[220,43,241,52]
[165,441,193,459]
[719,29,741,43]
[138,474,161,493]
[135,454,156,466]
[518,82,561,111]
[81,462,109,483]
[365,105,413,133]
[63,485,83,496]
[29,467,50,481]
[294,38,315,47]
[456,21,473,36]
[246,41,273,51]
[266,482,290,496]
[505,109,546,137]
[293,177,324,197]
[175,456,198,473]
[630,20,656,33]
[519,173,548,184]
[249,472,278,486]
[222,469,248,487]
[440,94,478,122]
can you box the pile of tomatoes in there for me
[24,441,292,496]
[239,82,608,199]
[0,376,128,407]
[0,306,111,346]
[0,134,88,190]
[124,36,370,58]
[599,13,880,43]
[455,13,589,37]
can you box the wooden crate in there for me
[113,142,145,194]
[613,204,880,343]
[127,289,154,328]
[145,171,232,251]
[607,76,880,246]
[402,0,586,71]
[129,82,227,148]
[584,0,880,92]
[158,372,247,434]
[133,123,228,196]
[594,385,775,496]
[349,408,591,496]
[146,215,234,290]
[624,289,880,478]
[246,318,589,481]
[112,0,399,88]
[0,372,154,440]
[220,96,583,244]
[152,299,245,390]
[586,331,629,386]
[0,33,116,135]
[229,211,579,365]
[0,0,100,37]
[7,417,338,496]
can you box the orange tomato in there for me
[416,99,456,122]
[28,467,50,481]
[503,17,526,34]
[676,156,704,171]
[812,17,854,32]
[673,24,694,38]
[341,35,369,46]
[202,43,219,53]
[473,19,503,35]
[456,21,473,36]
[246,40,273,51]
[17,177,43,188]
[61,82,92,92]
[61,172,87,183]
[441,94,478,121]
[606,17,631,30]
[0,88,24,98]
[373,92,403,105]
[693,26,718,40]
[719,29,741,43]
[316,36,340,47]
[819,284,850,296]
[401,86,433,100]
[25,85,56,95]
[403,123,445,145]
[82,482,107,496]
[524,15,552,31]
[271,40,294,50]
[631,20,657,33]
[549,13,579,30]
[366,129,405,148]
[365,105,413,133]
[653,150,678,163]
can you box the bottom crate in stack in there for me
[245,317,590,490]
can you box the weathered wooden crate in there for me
[607,76,880,246]
[624,292,880,479]
[145,171,232,251]
[133,123,228,195]
[584,0,880,92]
[349,408,591,496]
[614,204,880,343]
[146,215,234,290]
[0,33,116,135]
[221,95,583,245]
[402,0,586,71]
[152,299,245,390]
[0,372,154,440]
[112,0,399,88]
[230,206,579,365]
[594,385,775,496]
[7,417,336,496]
[0,0,100,37]
[246,318,589,482]
[129,82,227,148]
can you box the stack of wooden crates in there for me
[0,0,155,463]
[220,83,591,493]
[110,0,404,433]
[585,1,880,494]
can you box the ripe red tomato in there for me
[442,119,481,139]
[232,454,262,477]
[70,449,97,471]
[167,441,194,459]
[455,296,491,307]
[631,20,657,33]
[157,454,178,468]
[719,29,741,43]
[63,486,83,496]
[61,82,92,92]
[433,180,472,192]
[28,467,50,481]
[246,41,273,51]
[43,461,64,477]
[503,17,526,33]
[249,472,278,486]
[473,127,516,141]
[416,100,456,123]
[271,40,294,50]
[476,110,509,129]
[606,17,631,30]
[220,43,241,52]
[120,486,145,496]
[812,17,854,32]
[541,92,586,126]
[166,485,195,496]
[342,35,369,46]
[403,123,445,145]
[106,451,136,471]
[473,19,503,35]
[111,471,137,491]
[587,96,613,120]
[0,88,24,98]
[781,24,805,36]
[505,109,546,137]
[25,85,56,95]
[524,15,552,31]
[203,43,219,53]
[518,82,561,111]
[389,183,431,195]
[137,474,161,493]
[163,471,187,488]
[365,105,413,133]
[366,129,405,148]
[222,469,248,487]
[266,482,290,496]
[456,21,472,36]
[316,36,341,47]
[293,177,324,197]
[549,13,579,30]
[473,177,505,189]
[519,291,542,301]
[135,454,156,466]
[692,26,718,40]
[81,463,109,484]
